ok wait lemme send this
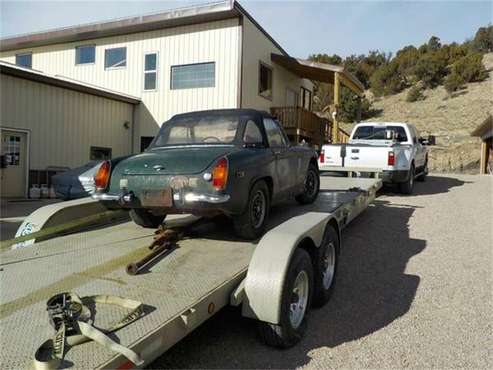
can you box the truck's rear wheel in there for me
[312,224,339,307]
[296,163,320,205]
[233,180,270,240]
[130,209,166,228]
[399,165,415,195]
[258,248,313,348]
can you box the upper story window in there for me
[300,87,312,111]
[105,47,126,69]
[75,45,95,65]
[15,53,32,68]
[144,53,158,91]
[170,62,215,90]
[259,62,273,100]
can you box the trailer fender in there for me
[242,212,336,324]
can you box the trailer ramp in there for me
[0,177,380,369]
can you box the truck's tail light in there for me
[319,150,325,163]
[212,158,228,190]
[94,160,111,190]
[388,151,395,166]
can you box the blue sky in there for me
[1,1,491,58]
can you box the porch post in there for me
[332,72,341,143]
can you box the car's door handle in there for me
[351,156,359,160]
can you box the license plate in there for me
[140,188,173,207]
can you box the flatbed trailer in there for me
[0,176,381,369]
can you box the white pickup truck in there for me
[318,122,428,194]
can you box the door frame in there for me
[0,126,31,198]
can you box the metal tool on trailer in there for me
[0,176,380,369]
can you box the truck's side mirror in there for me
[385,130,395,140]
[418,137,429,145]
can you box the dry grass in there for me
[342,53,493,173]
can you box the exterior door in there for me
[1,130,27,198]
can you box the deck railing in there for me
[271,106,350,144]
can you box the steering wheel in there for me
[202,136,221,143]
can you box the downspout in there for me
[131,103,136,154]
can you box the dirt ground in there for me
[150,174,492,369]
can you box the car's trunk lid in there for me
[118,146,236,175]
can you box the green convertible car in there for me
[93,109,320,239]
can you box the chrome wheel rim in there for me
[251,190,266,229]
[289,270,309,329]
[305,170,318,197]
[322,242,336,290]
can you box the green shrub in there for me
[414,53,448,88]
[445,53,488,94]
[473,26,493,52]
[406,85,425,102]
[370,62,404,96]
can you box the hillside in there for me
[343,53,493,173]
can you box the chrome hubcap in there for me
[322,242,336,290]
[251,190,266,229]
[289,270,309,329]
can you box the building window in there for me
[259,62,273,100]
[105,47,126,69]
[170,62,215,90]
[300,87,312,111]
[2,135,21,165]
[90,146,112,160]
[75,45,95,65]
[144,53,158,91]
[15,53,32,68]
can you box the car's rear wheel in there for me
[130,209,166,228]
[296,163,320,205]
[232,180,270,240]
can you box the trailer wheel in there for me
[130,209,166,228]
[312,224,339,307]
[399,164,415,195]
[296,163,320,205]
[258,248,313,348]
[233,180,270,240]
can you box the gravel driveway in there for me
[151,174,492,369]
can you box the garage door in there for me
[1,130,27,198]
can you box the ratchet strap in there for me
[34,292,144,370]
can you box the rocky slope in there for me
[343,53,493,173]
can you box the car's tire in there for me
[399,164,415,195]
[296,163,320,205]
[130,209,166,228]
[312,224,339,307]
[233,180,270,240]
[416,158,428,182]
[258,248,313,348]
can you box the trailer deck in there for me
[0,177,380,369]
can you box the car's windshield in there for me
[152,116,240,147]
[352,125,408,142]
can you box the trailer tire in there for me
[399,164,415,195]
[296,163,320,205]
[233,180,270,240]
[130,209,166,228]
[312,224,339,307]
[258,248,313,348]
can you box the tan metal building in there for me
[471,114,493,174]
[0,62,140,197]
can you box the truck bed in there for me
[0,177,380,369]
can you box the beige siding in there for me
[240,17,313,111]
[0,18,241,150]
[0,74,133,169]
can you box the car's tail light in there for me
[212,158,228,190]
[319,150,325,163]
[94,160,111,190]
[388,151,395,166]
